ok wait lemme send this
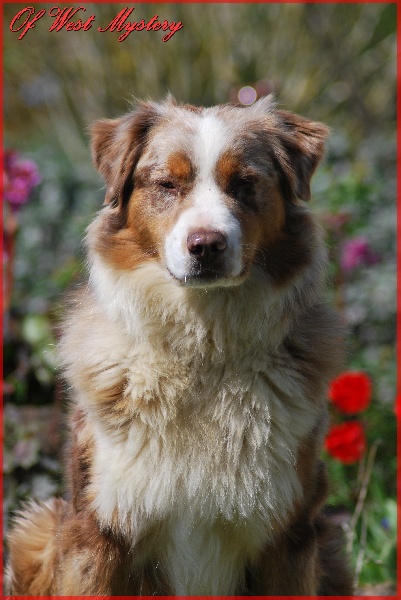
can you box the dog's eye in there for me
[159,181,177,192]
[231,175,253,191]
[228,175,258,211]
[230,176,254,197]
[236,177,252,188]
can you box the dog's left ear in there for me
[275,110,330,201]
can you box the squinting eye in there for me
[159,181,176,191]
[229,175,258,211]
[230,177,253,197]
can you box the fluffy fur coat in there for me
[6,96,353,595]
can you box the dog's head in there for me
[89,96,328,289]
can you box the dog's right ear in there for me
[91,117,121,184]
[90,102,162,206]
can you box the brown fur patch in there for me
[255,203,316,286]
[248,507,352,596]
[66,407,94,512]
[55,507,173,595]
[215,149,287,277]
[6,498,171,595]
[316,511,354,595]
[283,300,346,393]
[167,150,195,182]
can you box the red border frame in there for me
[2,1,398,599]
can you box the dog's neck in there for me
[88,250,327,359]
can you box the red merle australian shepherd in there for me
[6,95,353,595]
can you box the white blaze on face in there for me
[164,113,243,285]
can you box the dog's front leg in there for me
[54,508,140,595]
[248,517,320,595]
[248,457,329,595]
[55,507,172,595]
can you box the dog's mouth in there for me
[166,265,249,289]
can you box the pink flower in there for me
[4,150,41,210]
[341,236,379,272]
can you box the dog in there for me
[6,95,353,595]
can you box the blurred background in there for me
[3,3,396,593]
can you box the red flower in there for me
[328,371,371,414]
[325,421,366,464]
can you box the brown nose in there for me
[187,230,227,259]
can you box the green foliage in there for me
[317,129,396,588]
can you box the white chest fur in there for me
[65,260,323,594]
[86,343,318,593]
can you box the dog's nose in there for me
[187,230,227,260]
